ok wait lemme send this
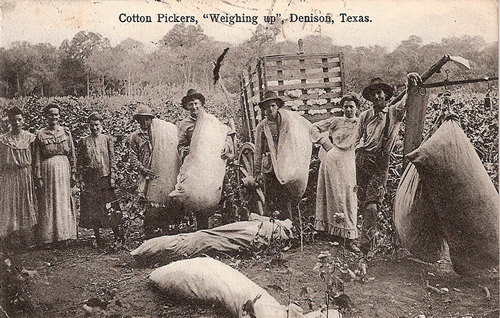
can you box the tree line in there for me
[0,23,497,98]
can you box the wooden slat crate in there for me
[240,52,346,142]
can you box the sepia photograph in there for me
[0,0,498,317]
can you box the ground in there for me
[3,230,499,318]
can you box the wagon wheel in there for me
[236,142,265,217]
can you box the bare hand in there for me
[407,72,422,87]
[70,174,77,188]
[35,178,44,190]
[323,142,334,152]
[255,174,264,185]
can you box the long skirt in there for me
[80,173,118,229]
[38,155,77,244]
[314,146,358,239]
[0,166,37,238]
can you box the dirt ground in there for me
[3,230,499,318]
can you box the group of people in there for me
[0,89,232,249]
[254,73,421,254]
[1,73,420,254]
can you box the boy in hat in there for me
[78,113,122,246]
[356,73,421,255]
[253,91,304,220]
[130,105,181,238]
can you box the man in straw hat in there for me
[130,105,181,238]
[356,73,421,255]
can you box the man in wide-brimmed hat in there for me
[175,88,234,229]
[253,91,312,221]
[129,105,181,238]
[356,73,421,256]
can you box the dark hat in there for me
[133,105,154,120]
[43,103,60,114]
[181,89,205,109]
[258,91,284,108]
[6,106,23,118]
[362,77,394,101]
[87,113,103,122]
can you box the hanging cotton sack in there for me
[257,109,313,198]
[145,119,181,204]
[169,109,228,211]
[394,163,445,262]
[407,119,499,275]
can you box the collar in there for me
[267,112,282,125]
[371,106,388,118]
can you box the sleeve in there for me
[107,135,116,175]
[253,123,265,177]
[129,134,145,173]
[33,133,42,179]
[66,129,76,174]
[177,120,190,154]
[354,113,366,145]
[391,91,409,122]
[310,118,337,145]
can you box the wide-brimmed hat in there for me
[133,105,154,120]
[181,89,205,109]
[258,91,284,108]
[362,77,394,101]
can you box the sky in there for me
[0,0,498,50]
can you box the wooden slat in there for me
[267,77,342,87]
[265,70,342,81]
[266,81,342,91]
[303,112,335,123]
[266,61,340,72]
[280,92,342,101]
[264,54,341,62]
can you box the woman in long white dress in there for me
[310,95,360,252]
[34,104,77,246]
[0,107,37,250]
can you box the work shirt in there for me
[177,112,234,161]
[129,130,152,172]
[78,134,114,177]
[254,112,283,176]
[177,115,197,158]
[356,94,408,155]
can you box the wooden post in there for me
[403,86,429,167]
[401,55,453,167]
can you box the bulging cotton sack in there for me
[169,110,228,211]
[394,163,445,263]
[145,119,180,204]
[149,257,341,318]
[150,257,288,318]
[407,119,499,274]
[131,214,294,265]
[256,109,313,198]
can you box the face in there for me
[263,101,279,120]
[371,89,386,109]
[9,114,23,131]
[45,107,60,126]
[136,116,152,131]
[89,120,102,136]
[185,99,202,118]
[343,100,357,118]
